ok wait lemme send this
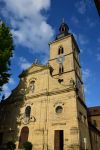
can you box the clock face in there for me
[56,55,65,64]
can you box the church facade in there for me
[0,22,100,150]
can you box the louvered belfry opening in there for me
[18,126,29,149]
[54,130,64,150]
[58,46,64,55]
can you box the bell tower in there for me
[49,20,84,101]
[48,21,91,150]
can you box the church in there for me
[0,21,100,150]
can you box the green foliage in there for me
[0,20,14,91]
[6,141,16,150]
[23,141,32,150]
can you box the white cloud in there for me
[70,33,88,47]
[96,54,100,61]
[9,78,15,85]
[2,84,11,98]
[82,69,91,96]
[80,49,84,53]
[19,57,32,70]
[86,18,96,28]
[78,34,89,45]
[82,69,90,82]
[84,85,90,94]
[75,1,86,14]
[71,16,79,25]
[98,38,100,43]
[2,77,15,99]
[84,86,87,93]
[1,0,54,53]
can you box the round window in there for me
[55,106,63,114]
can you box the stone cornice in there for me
[49,52,73,62]
[52,69,75,77]
[49,34,72,45]
[0,86,75,105]
[25,86,75,100]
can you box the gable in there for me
[28,64,47,74]
[19,64,48,78]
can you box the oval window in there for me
[55,106,63,114]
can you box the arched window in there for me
[59,65,64,75]
[25,106,31,117]
[58,46,64,55]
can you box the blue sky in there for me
[0,0,100,107]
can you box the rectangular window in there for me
[54,130,63,150]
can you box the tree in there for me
[23,141,32,150]
[7,141,16,150]
[0,20,14,92]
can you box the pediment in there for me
[27,64,47,74]
[19,64,48,78]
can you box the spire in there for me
[62,18,65,23]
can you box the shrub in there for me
[23,141,32,150]
[6,141,16,150]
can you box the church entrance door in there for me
[18,126,29,149]
[0,132,3,145]
[54,130,63,150]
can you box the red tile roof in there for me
[88,106,100,116]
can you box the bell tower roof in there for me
[56,19,70,40]
[59,18,69,34]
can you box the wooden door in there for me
[54,130,63,150]
[0,132,3,145]
[18,126,29,149]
